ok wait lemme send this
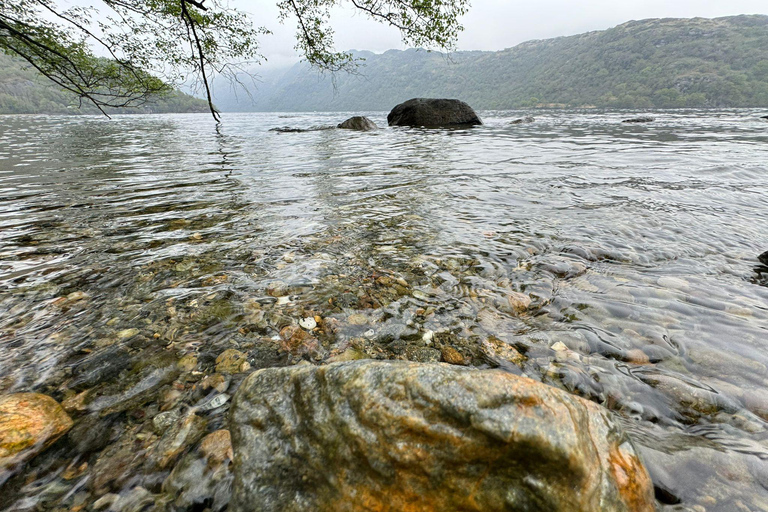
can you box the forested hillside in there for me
[0,53,209,115]
[215,15,768,111]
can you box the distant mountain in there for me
[0,53,210,115]
[215,15,768,111]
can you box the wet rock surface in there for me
[337,116,378,131]
[230,360,654,512]
[622,116,655,123]
[0,393,73,478]
[387,98,482,127]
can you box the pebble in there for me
[507,292,532,313]
[299,317,317,330]
[347,314,369,325]
[440,347,465,365]
[116,328,140,339]
[152,410,181,435]
[67,291,88,302]
[195,393,230,412]
[200,373,230,393]
[199,429,233,466]
[0,393,73,470]
[177,354,198,372]
[93,494,119,510]
[215,349,251,374]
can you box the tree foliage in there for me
[0,0,469,120]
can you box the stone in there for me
[337,116,378,131]
[507,291,532,313]
[279,325,321,358]
[347,313,369,325]
[148,412,207,470]
[387,98,482,128]
[152,410,181,435]
[0,393,73,473]
[230,360,654,512]
[622,116,655,123]
[510,116,535,124]
[440,346,465,365]
[163,450,234,512]
[215,349,250,374]
[117,328,140,339]
[758,250,768,266]
[177,354,198,372]
[299,317,317,330]
[199,429,233,467]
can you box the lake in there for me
[1,110,767,510]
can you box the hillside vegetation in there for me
[0,53,209,115]
[215,15,768,111]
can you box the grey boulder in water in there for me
[387,98,482,128]
[337,116,378,131]
[622,116,655,123]
[229,360,654,512]
[511,116,536,124]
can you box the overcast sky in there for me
[237,0,768,68]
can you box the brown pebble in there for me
[441,347,465,365]
[200,429,233,466]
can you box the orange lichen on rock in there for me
[229,360,656,512]
[0,393,73,472]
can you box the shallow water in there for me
[1,110,767,510]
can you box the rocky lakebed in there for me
[1,108,768,511]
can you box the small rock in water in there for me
[116,328,140,339]
[149,412,207,470]
[0,393,73,474]
[337,116,378,131]
[177,354,198,372]
[507,291,532,313]
[622,116,655,123]
[215,349,250,374]
[229,361,654,512]
[195,393,230,412]
[66,290,88,302]
[299,317,317,330]
[440,346,465,365]
[510,116,535,124]
[0,393,72,478]
[200,429,233,467]
[152,410,181,435]
[200,373,230,393]
[758,250,768,266]
[347,313,369,325]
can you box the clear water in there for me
[1,110,767,510]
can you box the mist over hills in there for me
[214,15,768,112]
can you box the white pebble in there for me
[299,317,317,330]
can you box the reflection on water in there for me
[1,110,768,510]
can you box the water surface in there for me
[1,110,767,510]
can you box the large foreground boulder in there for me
[1,393,73,475]
[229,360,654,512]
[387,98,482,128]
[338,116,378,131]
